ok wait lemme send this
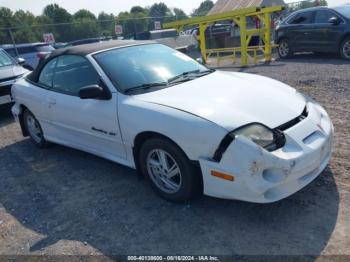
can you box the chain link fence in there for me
[0,0,326,49]
[0,15,191,46]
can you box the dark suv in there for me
[275,6,350,59]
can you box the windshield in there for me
[94,44,209,92]
[334,6,350,19]
[0,49,15,67]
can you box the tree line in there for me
[0,1,214,44]
[0,0,328,45]
[288,0,328,12]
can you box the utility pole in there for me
[133,16,137,39]
[8,28,19,57]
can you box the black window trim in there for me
[36,57,58,90]
[28,54,111,98]
[314,9,346,25]
[285,11,316,25]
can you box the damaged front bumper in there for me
[199,102,334,203]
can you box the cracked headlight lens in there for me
[231,123,285,151]
[232,124,274,148]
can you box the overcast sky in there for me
[0,0,349,16]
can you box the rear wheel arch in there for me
[338,33,350,47]
[18,104,29,136]
[276,36,287,44]
[22,108,49,148]
[276,35,292,46]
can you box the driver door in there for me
[45,55,126,159]
[288,11,315,52]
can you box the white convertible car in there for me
[11,41,333,203]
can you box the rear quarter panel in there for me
[12,78,49,131]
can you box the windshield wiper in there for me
[124,82,168,94]
[168,69,215,84]
[124,69,216,93]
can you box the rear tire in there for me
[23,110,49,148]
[139,138,200,202]
[277,39,293,59]
[340,37,350,60]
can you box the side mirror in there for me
[78,85,111,100]
[16,57,26,65]
[329,17,341,25]
[196,57,204,64]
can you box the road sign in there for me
[115,25,123,35]
[154,21,162,30]
[43,33,55,44]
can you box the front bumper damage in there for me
[199,102,334,203]
[0,79,16,106]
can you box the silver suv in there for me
[0,48,28,108]
[1,43,54,70]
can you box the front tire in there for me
[139,138,200,202]
[23,110,49,148]
[340,37,350,60]
[278,39,293,59]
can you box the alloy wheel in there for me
[342,40,350,59]
[26,114,42,143]
[279,41,290,58]
[146,149,182,194]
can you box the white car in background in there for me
[11,41,333,203]
[1,42,54,70]
[0,48,28,109]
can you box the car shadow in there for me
[209,52,349,71]
[276,53,350,65]
[0,139,339,257]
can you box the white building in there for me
[208,0,286,15]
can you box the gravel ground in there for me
[0,53,349,261]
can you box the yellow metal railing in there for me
[163,6,285,67]
[206,45,279,66]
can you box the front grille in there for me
[276,106,308,131]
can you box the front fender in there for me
[118,95,228,161]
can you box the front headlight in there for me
[231,123,285,151]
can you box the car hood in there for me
[0,64,28,80]
[134,71,305,130]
